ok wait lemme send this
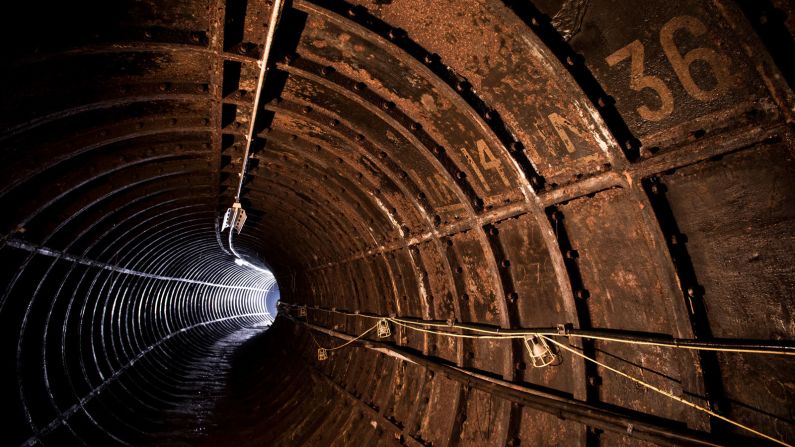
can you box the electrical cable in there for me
[289,303,793,447]
[282,303,795,356]
[308,321,379,351]
[542,335,793,447]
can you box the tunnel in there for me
[1,0,794,445]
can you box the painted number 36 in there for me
[605,16,733,121]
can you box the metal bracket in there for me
[222,202,247,234]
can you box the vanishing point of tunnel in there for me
[1,0,794,446]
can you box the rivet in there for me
[321,66,334,76]
[575,289,590,300]
[354,82,366,91]
[565,249,579,259]
[302,106,312,114]
[501,259,511,268]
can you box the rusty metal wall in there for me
[0,0,793,445]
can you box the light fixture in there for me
[524,335,557,368]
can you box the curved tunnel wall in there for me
[1,0,794,446]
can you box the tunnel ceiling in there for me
[1,0,795,446]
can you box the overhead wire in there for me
[284,303,795,356]
[543,335,793,447]
[285,302,794,447]
[308,321,379,351]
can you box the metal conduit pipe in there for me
[281,302,795,355]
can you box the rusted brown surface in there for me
[0,0,794,445]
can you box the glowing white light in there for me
[234,258,245,266]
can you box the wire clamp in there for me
[377,319,391,338]
[557,323,571,335]
[524,335,557,368]
[298,306,307,318]
[317,347,328,361]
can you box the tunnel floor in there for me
[156,325,269,446]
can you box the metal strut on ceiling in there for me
[222,0,285,269]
